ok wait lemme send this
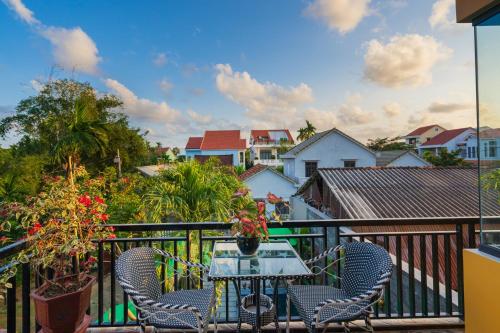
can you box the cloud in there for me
[3,0,101,75]
[429,0,467,32]
[153,53,167,67]
[337,93,373,125]
[104,78,182,123]
[304,0,371,34]
[41,27,101,75]
[215,64,313,116]
[427,101,474,113]
[188,110,212,125]
[3,0,39,24]
[383,102,401,117]
[159,79,173,95]
[303,108,338,131]
[364,34,452,88]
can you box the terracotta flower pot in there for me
[237,236,260,255]
[31,274,95,333]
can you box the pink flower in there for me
[257,201,265,214]
[233,188,249,198]
[267,193,282,204]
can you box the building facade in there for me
[249,129,294,167]
[185,130,246,166]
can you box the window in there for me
[468,147,471,158]
[239,152,244,164]
[343,160,356,168]
[259,149,272,160]
[489,140,497,157]
[472,146,476,158]
[305,161,317,177]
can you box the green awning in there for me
[269,228,297,246]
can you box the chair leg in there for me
[365,316,373,333]
[286,293,290,333]
[343,322,350,333]
[139,321,146,333]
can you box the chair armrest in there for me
[153,248,210,273]
[303,245,342,265]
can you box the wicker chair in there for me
[286,242,393,333]
[115,247,217,333]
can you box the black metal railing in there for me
[1,217,481,332]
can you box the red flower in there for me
[78,194,92,207]
[107,226,115,232]
[94,196,105,204]
[87,256,97,263]
[240,217,253,225]
[233,188,249,198]
[108,233,116,239]
[99,213,109,221]
[257,201,265,214]
[267,193,282,204]
[28,222,42,235]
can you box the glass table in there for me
[208,240,313,332]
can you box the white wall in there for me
[244,170,297,202]
[292,132,376,181]
[283,159,295,179]
[388,153,430,167]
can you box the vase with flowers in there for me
[231,190,284,255]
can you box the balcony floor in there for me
[87,318,464,332]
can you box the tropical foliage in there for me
[423,149,468,166]
[297,120,316,142]
[366,136,413,151]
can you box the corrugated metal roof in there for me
[302,167,499,218]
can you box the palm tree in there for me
[52,99,109,184]
[297,120,316,142]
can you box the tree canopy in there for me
[366,136,413,151]
[422,149,468,167]
[297,120,316,142]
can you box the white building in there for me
[249,129,294,167]
[375,150,431,167]
[239,164,298,214]
[280,128,377,184]
[418,127,476,157]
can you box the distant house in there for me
[418,127,476,157]
[404,124,446,147]
[184,130,247,166]
[375,150,431,167]
[249,129,294,167]
[153,147,177,161]
[136,164,172,177]
[280,128,376,185]
[239,164,297,214]
[464,128,500,164]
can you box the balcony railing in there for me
[0,217,480,332]
[255,159,283,166]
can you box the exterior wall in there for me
[478,137,500,160]
[464,249,500,333]
[387,153,430,167]
[252,146,282,166]
[186,149,244,166]
[283,159,295,179]
[292,132,376,183]
[244,170,297,212]
[406,125,445,146]
[418,129,476,156]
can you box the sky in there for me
[0,0,477,148]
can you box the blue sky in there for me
[0,0,476,148]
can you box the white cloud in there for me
[104,78,182,123]
[303,108,337,131]
[159,79,173,94]
[188,110,212,125]
[429,0,467,32]
[3,0,39,25]
[427,101,474,113]
[304,0,371,34]
[337,93,373,125]
[4,0,101,75]
[364,34,452,88]
[215,64,313,115]
[383,102,401,117]
[41,27,101,75]
[153,53,167,67]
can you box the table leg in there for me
[255,279,261,333]
[232,280,242,333]
[273,280,280,332]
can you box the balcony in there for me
[0,217,477,333]
[255,159,283,167]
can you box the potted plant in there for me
[2,167,114,333]
[231,191,284,255]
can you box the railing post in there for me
[22,263,31,333]
[199,229,203,289]
[456,224,465,320]
[98,240,104,325]
[7,275,16,333]
[322,226,328,285]
[186,230,191,290]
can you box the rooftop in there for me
[405,124,443,137]
[420,128,473,146]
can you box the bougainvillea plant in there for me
[0,166,114,297]
[230,191,285,240]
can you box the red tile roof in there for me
[250,129,294,143]
[185,137,203,149]
[239,164,267,181]
[420,127,473,146]
[200,130,246,150]
[406,124,441,137]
